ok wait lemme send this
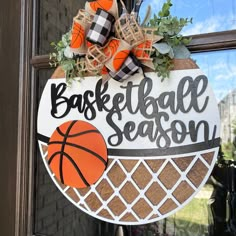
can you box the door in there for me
[3,0,236,235]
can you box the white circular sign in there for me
[37,69,220,225]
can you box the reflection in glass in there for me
[38,0,85,54]
[131,186,212,236]
[139,0,236,34]
[132,50,236,235]
[192,50,236,160]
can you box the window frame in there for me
[31,30,236,68]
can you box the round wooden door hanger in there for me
[37,63,220,225]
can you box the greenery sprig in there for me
[149,0,192,79]
[49,31,85,85]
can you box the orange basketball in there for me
[137,40,152,49]
[113,50,129,71]
[90,0,113,12]
[70,21,85,49]
[132,40,151,60]
[47,120,108,188]
[105,39,120,56]
[132,49,150,60]
[103,39,120,58]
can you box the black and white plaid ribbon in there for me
[87,8,115,47]
[109,54,140,82]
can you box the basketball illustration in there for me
[85,0,118,19]
[70,21,85,50]
[132,48,150,60]
[90,0,113,12]
[112,50,130,71]
[47,120,108,188]
[132,40,153,61]
[104,38,120,57]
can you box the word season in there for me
[51,75,216,148]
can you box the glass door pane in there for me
[140,0,236,34]
[131,49,236,236]
[38,0,84,54]
[34,0,236,234]
[34,69,116,236]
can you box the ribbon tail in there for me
[102,74,111,84]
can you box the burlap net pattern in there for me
[39,143,218,225]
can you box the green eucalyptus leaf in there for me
[155,50,160,57]
[158,0,172,17]
[168,48,174,59]
[64,46,74,59]
[57,41,64,48]
[62,36,68,45]
[57,54,62,62]
[182,37,192,45]
[173,45,191,59]
[153,42,171,54]
[156,58,165,64]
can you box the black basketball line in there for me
[48,151,60,165]
[48,151,90,187]
[59,120,77,184]
[48,140,107,166]
[56,127,100,138]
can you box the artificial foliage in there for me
[149,0,192,79]
[49,32,84,85]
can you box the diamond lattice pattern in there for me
[39,142,216,224]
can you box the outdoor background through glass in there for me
[140,0,236,34]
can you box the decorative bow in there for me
[69,0,163,82]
